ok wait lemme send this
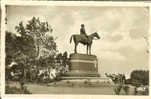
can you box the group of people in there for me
[37,67,59,81]
[8,61,69,82]
[37,66,68,81]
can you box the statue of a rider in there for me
[80,24,88,40]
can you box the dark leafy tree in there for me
[62,51,69,67]
[130,70,149,86]
[56,52,69,67]
[56,53,62,64]
[5,31,18,66]
[5,29,36,81]
[6,30,36,65]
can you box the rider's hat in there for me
[81,24,84,27]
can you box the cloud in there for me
[97,51,126,61]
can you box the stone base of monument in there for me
[60,76,112,84]
[64,53,100,77]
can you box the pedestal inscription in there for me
[65,53,100,77]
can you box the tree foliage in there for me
[15,17,57,59]
[130,70,149,86]
[5,31,36,66]
[56,51,69,67]
[6,17,59,81]
[26,17,56,59]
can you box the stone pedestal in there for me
[65,53,100,77]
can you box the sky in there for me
[7,5,149,78]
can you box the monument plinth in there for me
[65,53,100,77]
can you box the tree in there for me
[14,17,58,66]
[6,30,36,64]
[56,52,69,67]
[6,17,58,82]
[5,31,35,82]
[130,70,149,86]
[62,51,69,67]
[25,17,56,59]
[5,31,17,66]
[56,53,63,64]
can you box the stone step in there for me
[60,77,112,83]
[63,71,100,77]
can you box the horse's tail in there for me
[70,35,73,43]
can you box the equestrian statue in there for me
[70,24,100,55]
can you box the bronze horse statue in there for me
[70,32,100,55]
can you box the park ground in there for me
[6,80,138,95]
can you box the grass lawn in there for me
[6,80,137,95]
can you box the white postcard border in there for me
[1,1,151,99]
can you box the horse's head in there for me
[93,32,100,39]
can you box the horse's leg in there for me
[75,43,77,54]
[74,44,76,53]
[73,36,77,54]
[87,45,88,55]
[90,44,92,55]
[76,43,79,53]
